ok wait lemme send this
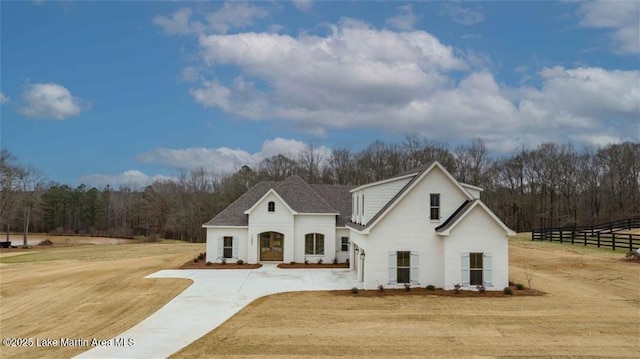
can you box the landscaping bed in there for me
[277,262,349,269]
[178,259,262,270]
[331,285,544,297]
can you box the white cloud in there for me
[154,3,268,36]
[191,20,467,130]
[19,83,86,120]
[386,4,419,31]
[180,66,200,82]
[0,92,8,104]
[578,0,640,54]
[80,170,172,189]
[207,2,268,34]
[442,4,484,26]
[137,138,330,173]
[153,7,202,35]
[172,18,637,151]
[292,0,313,12]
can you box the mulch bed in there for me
[277,263,349,269]
[178,260,262,270]
[330,287,545,297]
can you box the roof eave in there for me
[349,172,418,193]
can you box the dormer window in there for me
[268,201,275,212]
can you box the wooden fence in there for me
[532,217,640,251]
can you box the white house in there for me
[204,161,515,290]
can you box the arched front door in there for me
[259,232,284,261]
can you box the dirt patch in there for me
[277,262,349,269]
[178,261,262,270]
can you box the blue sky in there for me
[1,1,638,188]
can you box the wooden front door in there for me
[260,232,284,261]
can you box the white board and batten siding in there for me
[351,177,412,225]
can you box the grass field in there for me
[172,234,640,358]
[0,236,203,359]
[1,234,638,358]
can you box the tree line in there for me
[1,137,638,243]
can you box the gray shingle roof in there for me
[310,184,356,227]
[203,176,355,227]
[203,181,277,227]
[435,199,478,233]
[273,176,336,214]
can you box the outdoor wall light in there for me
[360,251,365,258]
[355,247,359,253]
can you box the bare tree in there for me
[259,154,298,181]
[0,149,20,241]
[297,145,325,184]
[15,164,45,247]
[454,138,492,187]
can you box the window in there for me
[341,237,349,252]
[268,201,275,212]
[430,193,440,220]
[470,252,483,286]
[305,233,325,255]
[223,236,233,258]
[397,251,411,284]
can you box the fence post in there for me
[597,232,600,248]
[612,233,616,250]
[629,234,632,251]
[571,228,575,245]
[560,230,563,244]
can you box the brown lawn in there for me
[0,234,638,358]
[0,237,204,359]
[173,235,640,358]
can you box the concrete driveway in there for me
[74,264,361,359]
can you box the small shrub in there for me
[221,258,226,265]
[206,261,212,266]
[350,287,359,294]
[236,259,244,265]
[476,285,486,293]
[516,283,525,290]
[304,258,309,265]
[404,283,411,292]
[290,261,297,265]
[426,284,436,291]
[503,287,513,295]
[377,284,384,292]
[453,283,462,294]
[317,258,323,264]
[193,258,198,263]
[197,252,206,260]
[332,257,338,265]
[508,280,515,287]
[345,258,350,265]
[38,239,54,246]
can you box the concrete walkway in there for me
[74,265,361,359]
